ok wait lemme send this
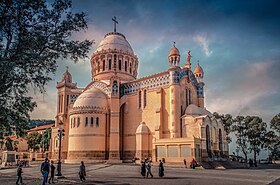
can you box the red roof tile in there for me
[27,124,54,132]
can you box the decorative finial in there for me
[197,60,200,65]
[66,66,69,71]
[184,50,192,69]
[112,16,118,32]
[173,41,176,47]
[187,50,192,62]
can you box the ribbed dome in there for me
[169,46,180,57]
[61,70,72,83]
[73,87,108,109]
[136,122,150,134]
[194,63,204,75]
[96,32,134,55]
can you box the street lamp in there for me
[56,120,65,177]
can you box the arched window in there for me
[125,61,127,71]
[118,60,122,70]
[77,117,80,127]
[85,117,88,127]
[98,61,100,72]
[219,129,223,151]
[113,54,117,69]
[206,125,211,157]
[91,117,94,126]
[129,63,132,73]
[71,118,72,128]
[73,118,76,128]
[139,91,142,108]
[144,90,147,108]
[103,60,105,71]
[96,117,99,127]
[109,59,112,70]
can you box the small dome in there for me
[194,63,204,77]
[185,104,211,116]
[95,32,134,55]
[61,70,72,83]
[169,46,180,57]
[136,122,150,134]
[73,87,108,109]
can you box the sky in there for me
[30,0,280,127]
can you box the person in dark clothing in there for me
[16,164,23,185]
[141,161,146,178]
[183,159,187,168]
[190,158,197,169]
[41,158,50,185]
[79,161,86,182]
[48,160,55,184]
[159,160,164,178]
[146,161,153,178]
[249,158,253,168]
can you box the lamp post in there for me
[56,120,64,177]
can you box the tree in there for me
[264,113,280,162]
[245,116,267,163]
[270,113,280,133]
[26,132,42,152]
[40,128,51,152]
[232,116,249,161]
[213,112,233,143]
[0,0,93,138]
[264,130,280,163]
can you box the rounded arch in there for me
[206,125,212,158]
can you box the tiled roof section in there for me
[27,124,54,132]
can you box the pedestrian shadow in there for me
[120,176,195,180]
[61,179,130,185]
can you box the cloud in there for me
[193,34,213,56]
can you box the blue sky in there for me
[31,0,280,126]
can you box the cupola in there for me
[168,42,180,67]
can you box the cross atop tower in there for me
[112,16,118,32]
[173,41,176,47]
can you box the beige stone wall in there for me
[68,113,106,152]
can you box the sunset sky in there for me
[31,0,280,125]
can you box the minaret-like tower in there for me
[194,62,205,108]
[168,43,181,138]
[54,67,77,159]
[56,67,77,125]
[168,42,180,67]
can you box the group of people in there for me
[248,158,257,168]
[140,158,164,178]
[40,158,56,185]
[16,157,199,184]
[183,158,197,169]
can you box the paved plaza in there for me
[0,162,280,185]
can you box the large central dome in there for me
[96,32,134,55]
[91,31,139,82]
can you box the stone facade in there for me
[49,28,228,163]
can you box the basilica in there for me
[49,21,228,163]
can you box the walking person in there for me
[141,160,146,178]
[146,161,153,178]
[41,158,50,185]
[48,160,55,184]
[79,161,86,182]
[158,160,164,178]
[183,159,187,168]
[190,158,197,169]
[16,164,23,185]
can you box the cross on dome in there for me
[112,16,118,32]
